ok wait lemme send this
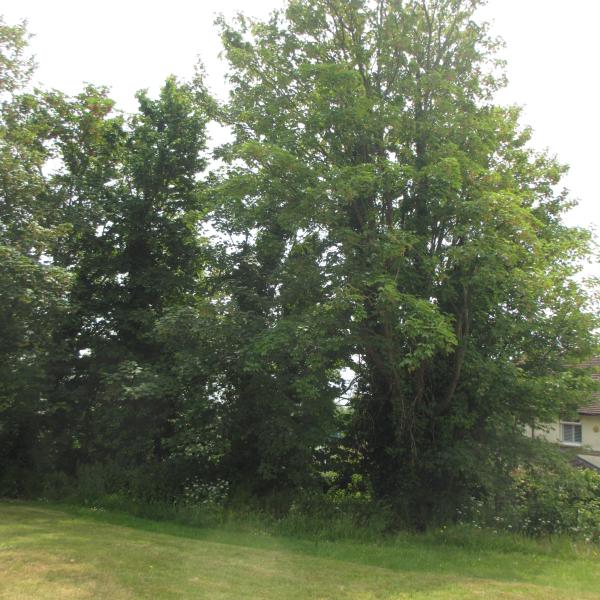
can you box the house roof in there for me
[579,404,600,416]
[576,454,600,473]
[577,357,600,416]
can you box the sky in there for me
[2,0,599,273]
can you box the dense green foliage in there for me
[457,443,600,542]
[0,17,72,483]
[1,2,599,535]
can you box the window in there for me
[561,422,582,445]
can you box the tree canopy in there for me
[0,2,597,524]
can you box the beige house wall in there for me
[581,416,600,451]
[527,416,600,452]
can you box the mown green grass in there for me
[1,501,600,599]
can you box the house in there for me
[528,357,600,453]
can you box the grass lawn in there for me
[1,502,600,599]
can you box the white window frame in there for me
[560,421,582,446]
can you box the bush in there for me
[458,445,600,542]
[8,444,600,545]
[0,465,24,498]
[510,462,600,541]
[0,464,44,498]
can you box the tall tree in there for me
[218,0,598,518]
[43,76,215,470]
[0,17,71,488]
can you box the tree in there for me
[218,0,598,520]
[0,17,71,489]
[34,76,215,472]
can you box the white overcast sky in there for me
[3,0,599,274]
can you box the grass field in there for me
[1,502,600,599]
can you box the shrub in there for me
[458,445,600,542]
